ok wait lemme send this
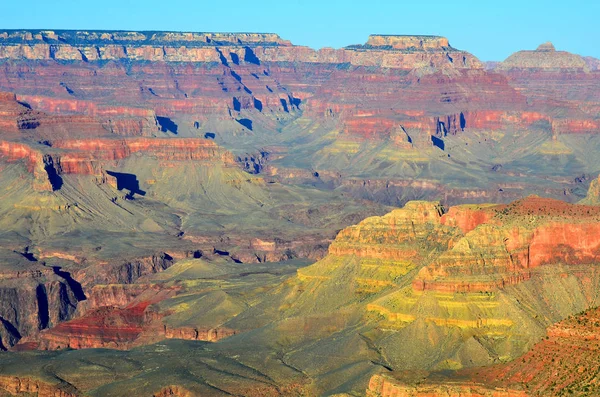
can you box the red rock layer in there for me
[38,303,148,350]
[37,302,237,350]
[459,306,600,395]
[0,137,235,185]
[413,197,600,293]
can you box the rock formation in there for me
[259,195,600,378]
[498,42,588,70]
[367,305,600,396]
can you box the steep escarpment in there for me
[0,136,236,191]
[0,253,85,349]
[0,30,479,70]
[0,90,157,138]
[0,375,79,396]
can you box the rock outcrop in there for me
[0,376,79,397]
[0,257,85,349]
[367,374,528,397]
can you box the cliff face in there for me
[0,30,479,70]
[472,306,600,395]
[295,201,457,301]
[0,137,235,190]
[0,258,85,350]
[365,35,450,50]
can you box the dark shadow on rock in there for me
[36,285,49,330]
[204,132,216,139]
[280,98,289,113]
[233,97,241,112]
[0,317,21,341]
[43,155,63,191]
[236,118,253,130]
[244,47,260,65]
[157,116,178,134]
[106,171,146,198]
[18,248,37,262]
[214,248,230,256]
[254,97,263,112]
[230,52,240,65]
[215,48,228,66]
[60,82,75,95]
[431,135,445,150]
[230,70,243,83]
[289,95,302,108]
[52,266,86,301]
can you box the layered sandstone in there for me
[0,91,43,132]
[290,194,600,373]
[0,137,236,191]
[413,196,600,293]
[298,201,458,294]
[0,29,481,70]
[365,35,450,50]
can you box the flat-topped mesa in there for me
[0,29,481,69]
[364,35,450,50]
[0,30,291,47]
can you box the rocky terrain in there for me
[0,29,598,396]
[367,304,600,396]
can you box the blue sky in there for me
[2,0,598,61]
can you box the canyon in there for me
[0,29,598,396]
